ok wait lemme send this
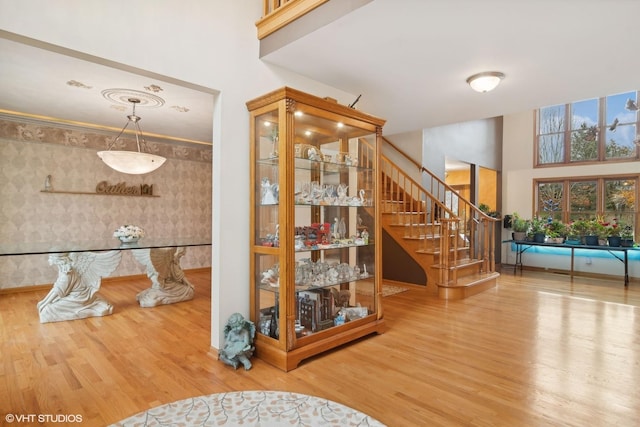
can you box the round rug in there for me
[110,390,386,426]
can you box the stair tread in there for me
[439,272,500,288]
[382,212,427,216]
[417,247,469,255]
[401,235,442,241]
[430,258,484,270]
[388,224,432,229]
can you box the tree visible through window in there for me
[538,105,565,164]
[537,91,639,166]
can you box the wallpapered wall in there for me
[0,117,212,290]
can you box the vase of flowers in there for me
[114,225,145,243]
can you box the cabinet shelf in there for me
[294,242,374,252]
[248,86,385,371]
[257,157,374,173]
[259,276,375,294]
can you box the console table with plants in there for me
[507,239,636,286]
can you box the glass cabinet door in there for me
[252,107,282,340]
[290,108,378,341]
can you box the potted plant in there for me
[528,216,548,243]
[583,218,603,246]
[510,212,530,241]
[567,219,588,244]
[478,203,500,219]
[602,218,622,247]
[546,219,568,244]
[620,223,635,247]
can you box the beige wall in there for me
[0,118,212,289]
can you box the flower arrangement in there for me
[113,224,145,240]
[600,218,621,237]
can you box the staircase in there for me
[379,138,500,299]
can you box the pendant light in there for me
[97,98,166,174]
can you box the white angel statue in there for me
[132,247,195,308]
[37,251,122,323]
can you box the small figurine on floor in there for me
[219,313,256,370]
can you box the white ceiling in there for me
[262,0,640,135]
[0,32,216,146]
[1,1,639,144]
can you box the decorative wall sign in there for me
[96,181,154,196]
[41,176,159,197]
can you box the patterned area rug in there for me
[357,284,409,297]
[110,390,386,426]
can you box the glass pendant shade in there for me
[97,150,166,174]
[466,72,505,93]
[98,97,167,174]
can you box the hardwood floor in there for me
[1,269,639,426]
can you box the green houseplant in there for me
[602,218,622,247]
[620,223,635,247]
[510,212,530,241]
[583,218,604,246]
[567,219,588,243]
[528,216,548,243]
[478,203,501,219]
[546,219,568,243]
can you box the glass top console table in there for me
[1,237,211,323]
[0,237,211,257]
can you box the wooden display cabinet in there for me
[247,87,386,371]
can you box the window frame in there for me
[535,91,640,167]
[533,174,639,240]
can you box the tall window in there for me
[537,91,639,166]
[534,176,638,239]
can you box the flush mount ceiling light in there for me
[97,98,166,174]
[466,71,505,93]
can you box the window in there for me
[537,91,639,166]
[534,175,638,239]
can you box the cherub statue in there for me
[219,313,256,370]
[37,251,122,323]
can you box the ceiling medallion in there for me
[101,88,165,108]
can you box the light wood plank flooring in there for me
[1,269,639,426]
